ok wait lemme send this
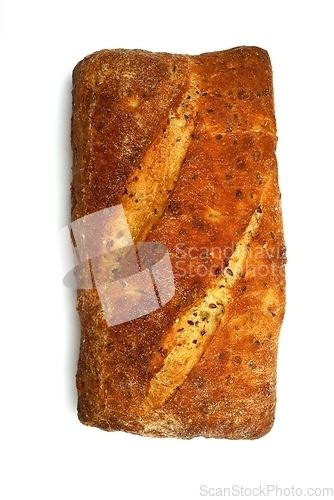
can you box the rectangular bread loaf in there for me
[71,46,286,439]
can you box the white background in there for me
[1,1,333,498]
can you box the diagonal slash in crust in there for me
[142,203,263,412]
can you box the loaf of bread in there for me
[71,46,286,439]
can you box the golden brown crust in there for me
[71,46,286,439]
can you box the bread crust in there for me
[71,47,286,439]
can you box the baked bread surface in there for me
[71,46,286,439]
